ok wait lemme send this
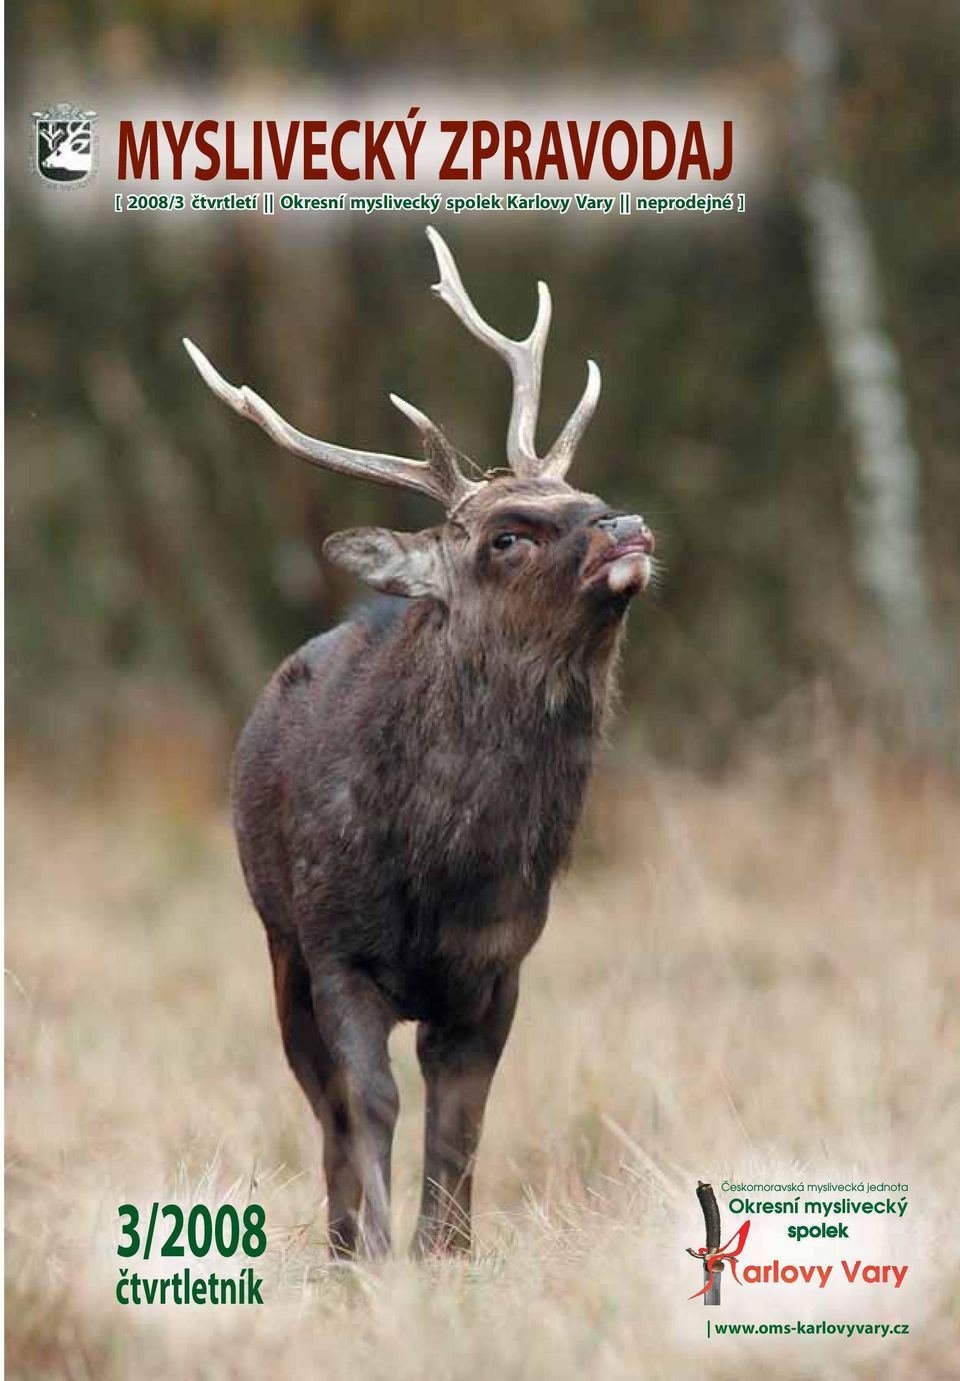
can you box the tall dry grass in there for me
[6,736,959,1379]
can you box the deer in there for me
[183,227,655,1260]
[41,122,91,173]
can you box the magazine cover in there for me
[7,2,958,1376]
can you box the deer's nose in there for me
[596,514,655,554]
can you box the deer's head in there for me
[184,229,654,653]
[43,122,90,170]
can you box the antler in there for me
[426,225,600,480]
[182,337,482,512]
[184,228,599,507]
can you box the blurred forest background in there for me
[6,0,959,791]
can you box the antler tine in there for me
[426,224,549,478]
[183,337,472,510]
[542,359,602,477]
[425,225,601,479]
[389,393,484,510]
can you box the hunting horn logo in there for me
[31,103,98,187]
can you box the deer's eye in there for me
[491,532,530,551]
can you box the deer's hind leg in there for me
[268,933,398,1259]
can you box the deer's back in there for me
[230,601,406,934]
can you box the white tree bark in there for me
[786,0,951,740]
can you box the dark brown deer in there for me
[183,228,655,1259]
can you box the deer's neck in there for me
[365,600,622,889]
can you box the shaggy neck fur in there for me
[350,598,625,894]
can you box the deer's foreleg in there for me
[413,968,519,1256]
[273,937,398,1259]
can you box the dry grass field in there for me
[6,732,960,1379]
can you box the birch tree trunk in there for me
[786,0,952,747]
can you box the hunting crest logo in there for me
[31,103,98,187]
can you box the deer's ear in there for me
[323,527,450,599]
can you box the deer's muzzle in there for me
[582,514,655,595]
